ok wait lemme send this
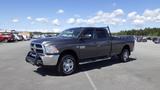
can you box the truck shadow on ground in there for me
[34,57,136,76]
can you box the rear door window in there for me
[95,28,108,39]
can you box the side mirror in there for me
[80,34,92,40]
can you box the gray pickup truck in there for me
[26,27,135,75]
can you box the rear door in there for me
[94,28,111,57]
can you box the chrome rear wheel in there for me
[120,49,130,62]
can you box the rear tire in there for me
[57,54,77,76]
[120,48,130,62]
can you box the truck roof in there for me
[69,26,109,30]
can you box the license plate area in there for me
[26,51,38,65]
[29,52,37,58]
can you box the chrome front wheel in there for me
[58,54,77,75]
[63,57,74,74]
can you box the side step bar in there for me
[79,57,111,65]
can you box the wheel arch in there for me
[122,45,130,55]
[57,49,79,65]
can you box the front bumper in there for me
[25,51,59,66]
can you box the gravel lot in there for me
[0,41,160,90]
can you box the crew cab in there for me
[26,27,135,75]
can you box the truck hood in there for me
[31,36,77,45]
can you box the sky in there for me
[0,0,160,32]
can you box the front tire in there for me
[120,49,130,62]
[57,54,77,75]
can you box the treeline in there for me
[115,28,160,36]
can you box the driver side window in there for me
[82,29,94,40]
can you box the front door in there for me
[79,28,98,59]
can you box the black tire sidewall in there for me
[58,54,77,75]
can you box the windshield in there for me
[58,28,82,38]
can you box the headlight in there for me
[44,45,59,54]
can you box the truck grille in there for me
[31,43,44,55]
